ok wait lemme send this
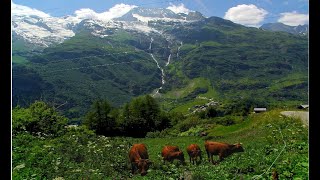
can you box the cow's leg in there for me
[218,153,224,162]
[131,163,136,174]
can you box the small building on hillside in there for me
[253,108,267,113]
[298,104,309,109]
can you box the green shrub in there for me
[212,116,243,126]
[167,112,185,126]
[12,101,68,137]
[179,125,204,136]
[146,131,162,138]
[146,128,181,138]
[176,116,202,132]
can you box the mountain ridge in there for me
[12,7,308,120]
[12,7,204,49]
[260,22,308,35]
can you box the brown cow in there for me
[128,144,151,176]
[161,145,185,164]
[186,144,202,165]
[204,141,244,164]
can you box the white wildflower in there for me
[53,177,65,180]
[13,163,25,170]
[105,144,112,148]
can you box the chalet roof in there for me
[254,108,267,111]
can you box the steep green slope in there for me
[13,16,308,119]
[13,30,165,119]
[162,17,308,108]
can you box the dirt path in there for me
[280,111,309,127]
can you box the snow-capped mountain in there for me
[12,14,80,48]
[115,7,191,21]
[12,5,204,49]
[114,7,204,23]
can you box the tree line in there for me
[82,95,171,137]
[12,94,271,138]
[12,95,173,138]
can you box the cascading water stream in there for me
[165,54,171,66]
[177,41,183,59]
[149,37,165,97]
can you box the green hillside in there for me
[160,18,307,112]
[12,16,308,120]
[13,30,165,119]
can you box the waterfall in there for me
[149,37,154,51]
[150,54,165,85]
[165,54,171,66]
[148,37,165,97]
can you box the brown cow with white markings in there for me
[128,144,152,176]
[205,141,244,164]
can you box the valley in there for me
[12,3,309,179]
[12,9,308,121]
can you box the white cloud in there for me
[100,3,137,20]
[12,2,51,18]
[12,2,137,22]
[166,3,192,14]
[74,3,137,21]
[278,11,309,26]
[224,4,268,27]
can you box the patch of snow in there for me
[132,13,189,23]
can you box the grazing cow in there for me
[186,144,202,165]
[128,144,151,176]
[204,141,244,164]
[161,145,185,164]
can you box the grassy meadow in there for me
[13,109,308,179]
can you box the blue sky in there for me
[12,0,309,27]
